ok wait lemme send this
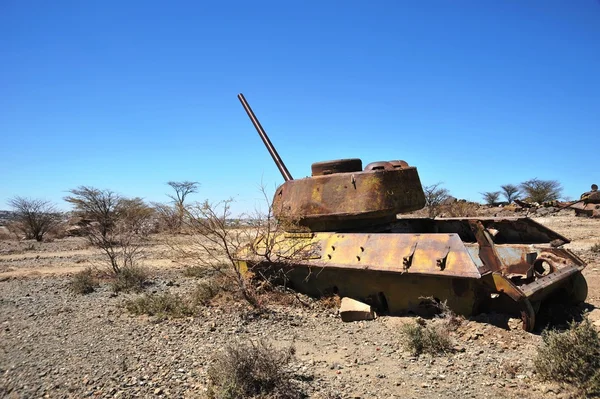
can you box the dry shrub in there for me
[400,321,453,356]
[125,278,222,319]
[591,243,600,253]
[190,279,221,306]
[206,340,303,399]
[317,294,341,310]
[183,265,209,277]
[0,226,14,240]
[445,201,479,217]
[125,292,195,319]
[69,267,98,295]
[434,299,464,330]
[502,362,522,378]
[418,296,464,330]
[111,265,149,293]
[535,318,600,395]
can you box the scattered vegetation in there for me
[591,242,600,253]
[111,265,149,293]
[520,178,563,203]
[7,196,62,241]
[400,320,454,356]
[206,340,303,399]
[69,267,99,295]
[535,318,600,396]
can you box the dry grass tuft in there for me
[69,267,99,295]
[125,278,222,319]
[182,265,209,278]
[190,279,221,306]
[401,320,453,356]
[591,242,600,253]
[125,292,195,319]
[206,340,303,399]
[535,318,600,396]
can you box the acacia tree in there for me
[7,197,62,241]
[501,184,520,203]
[166,181,199,231]
[481,191,501,206]
[65,186,146,276]
[65,186,121,238]
[520,179,563,203]
[423,183,450,218]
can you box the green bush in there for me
[535,318,600,395]
[207,340,303,399]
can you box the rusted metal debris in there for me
[235,93,588,332]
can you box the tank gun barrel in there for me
[237,93,293,181]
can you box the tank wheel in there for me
[520,298,536,332]
[564,272,588,305]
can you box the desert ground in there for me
[1,212,599,399]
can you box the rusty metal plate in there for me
[265,232,483,278]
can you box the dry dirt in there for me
[1,214,600,399]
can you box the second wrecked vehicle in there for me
[235,93,588,331]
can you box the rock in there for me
[339,298,375,322]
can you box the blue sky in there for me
[1,1,599,215]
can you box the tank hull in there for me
[237,217,587,331]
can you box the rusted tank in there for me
[236,94,588,331]
[569,184,600,218]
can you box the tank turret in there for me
[237,93,426,231]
